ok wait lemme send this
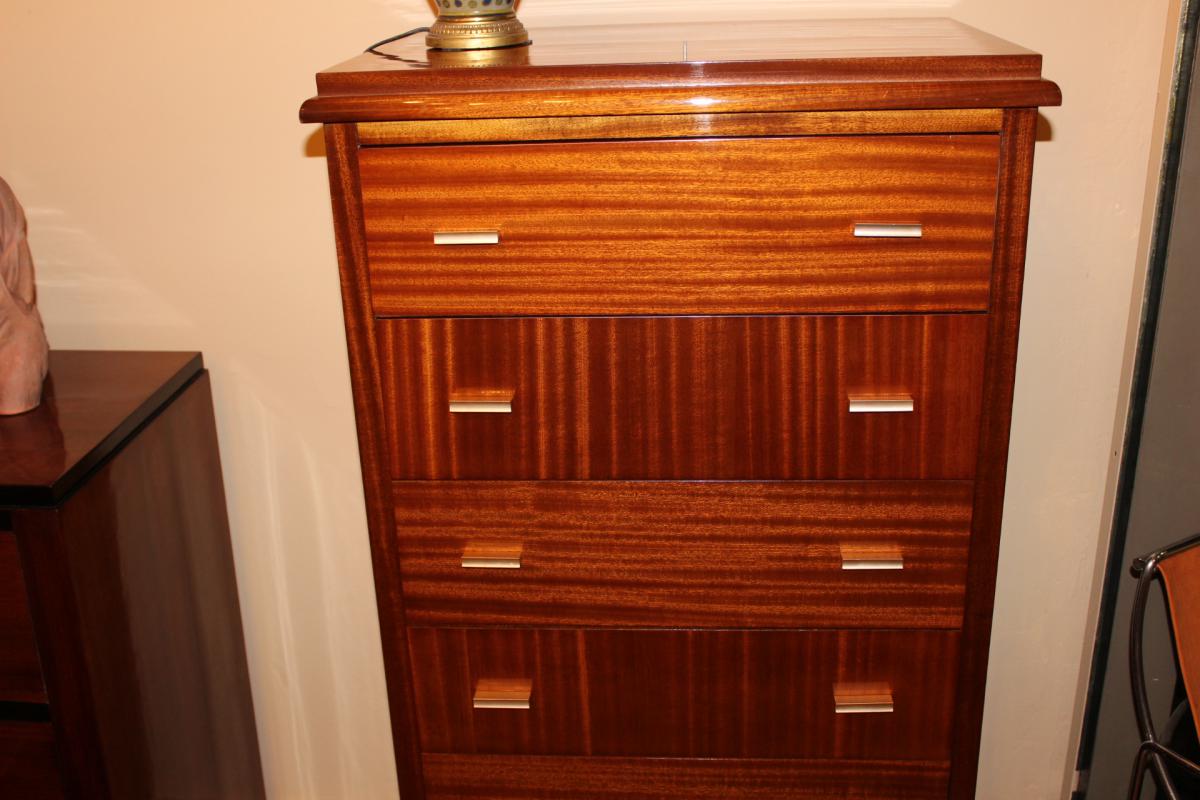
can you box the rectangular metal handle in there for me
[449,390,514,414]
[840,545,904,571]
[462,543,523,569]
[834,683,894,714]
[474,678,532,710]
[854,223,923,239]
[434,230,500,246]
[848,394,914,414]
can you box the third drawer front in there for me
[377,314,987,480]
[408,627,959,761]
[395,481,971,628]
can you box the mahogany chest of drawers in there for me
[302,18,1060,799]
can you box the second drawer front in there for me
[395,481,972,628]
[408,628,958,761]
[377,314,987,480]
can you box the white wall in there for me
[0,1,1179,797]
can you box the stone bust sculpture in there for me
[0,177,49,415]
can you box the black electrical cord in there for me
[364,27,430,56]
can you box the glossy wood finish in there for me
[362,136,1000,317]
[393,481,972,628]
[0,351,201,506]
[0,533,45,703]
[300,19,1061,122]
[378,314,987,480]
[357,109,1004,146]
[407,628,959,760]
[422,754,949,799]
[0,720,63,800]
[4,356,264,799]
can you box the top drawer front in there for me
[360,135,1000,316]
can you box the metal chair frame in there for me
[1127,533,1200,800]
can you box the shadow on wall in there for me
[216,360,384,799]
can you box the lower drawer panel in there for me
[423,754,950,799]
[408,628,958,760]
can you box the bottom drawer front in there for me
[408,628,958,760]
[423,754,949,799]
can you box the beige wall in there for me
[0,1,1178,797]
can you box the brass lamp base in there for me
[426,12,531,51]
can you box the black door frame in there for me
[1074,1,1200,795]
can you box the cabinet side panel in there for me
[323,122,426,800]
[949,108,1040,800]
[54,374,263,798]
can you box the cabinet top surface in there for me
[301,18,1059,122]
[0,350,202,506]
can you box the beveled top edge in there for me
[301,18,1060,123]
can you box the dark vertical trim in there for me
[14,508,112,799]
[323,122,426,799]
[1075,0,1200,785]
[948,108,1040,800]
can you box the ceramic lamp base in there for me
[426,12,531,51]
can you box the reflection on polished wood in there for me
[300,18,1060,122]
[0,351,200,505]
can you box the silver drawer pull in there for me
[434,230,500,246]
[840,545,903,571]
[847,394,914,414]
[474,678,532,710]
[449,391,514,414]
[834,683,894,714]
[854,223,923,239]
[462,543,523,570]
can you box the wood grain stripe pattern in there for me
[421,754,950,799]
[360,136,1001,316]
[392,482,973,629]
[357,109,1004,146]
[377,314,988,480]
[407,628,959,761]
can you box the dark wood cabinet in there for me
[303,18,1061,799]
[0,351,264,799]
